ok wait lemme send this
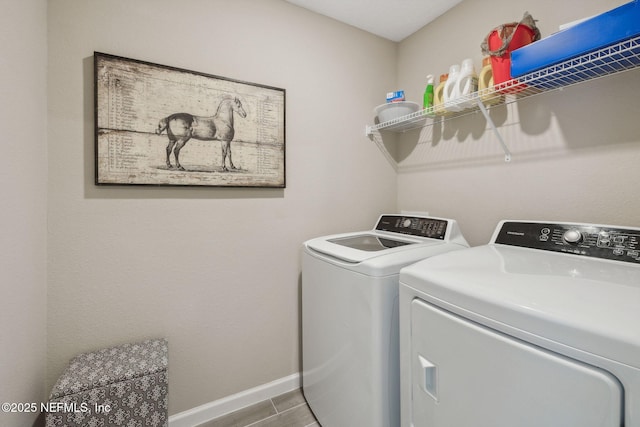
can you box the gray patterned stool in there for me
[46,338,168,427]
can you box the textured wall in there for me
[46,0,397,415]
[0,0,48,426]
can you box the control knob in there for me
[563,229,583,244]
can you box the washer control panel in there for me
[494,221,640,264]
[376,215,448,240]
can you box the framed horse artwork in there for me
[94,52,285,187]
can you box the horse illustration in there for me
[156,96,247,171]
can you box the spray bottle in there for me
[423,74,435,112]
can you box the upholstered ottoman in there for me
[46,338,168,427]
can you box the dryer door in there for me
[409,299,623,427]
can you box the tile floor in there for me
[196,388,319,427]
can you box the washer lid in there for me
[306,231,434,264]
[328,233,414,252]
[400,243,640,369]
[304,215,468,265]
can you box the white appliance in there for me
[302,214,468,427]
[399,220,640,427]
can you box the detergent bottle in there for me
[443,64,461,112]
[478,56,503,105]
[433,74,449,116]
[456,58,478,110]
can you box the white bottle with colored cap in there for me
[443,64,461,112]
[456,58,478,110]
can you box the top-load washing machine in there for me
[302,214,468,427]
[399,220,640,427]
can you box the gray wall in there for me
[46,0,397,416]
[0,0,48,426]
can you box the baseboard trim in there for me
[168,373,301,427]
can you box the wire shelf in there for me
[366,34,640,136]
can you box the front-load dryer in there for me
[302,214,468,427]
[399,220,640,427]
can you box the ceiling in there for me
[284,0,464,42]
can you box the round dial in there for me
[563,229,583,244]
[403,219,412,227]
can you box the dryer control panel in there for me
[376,215,448,240]
[494,221,640,264]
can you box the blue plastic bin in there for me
[511,0,640,84]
